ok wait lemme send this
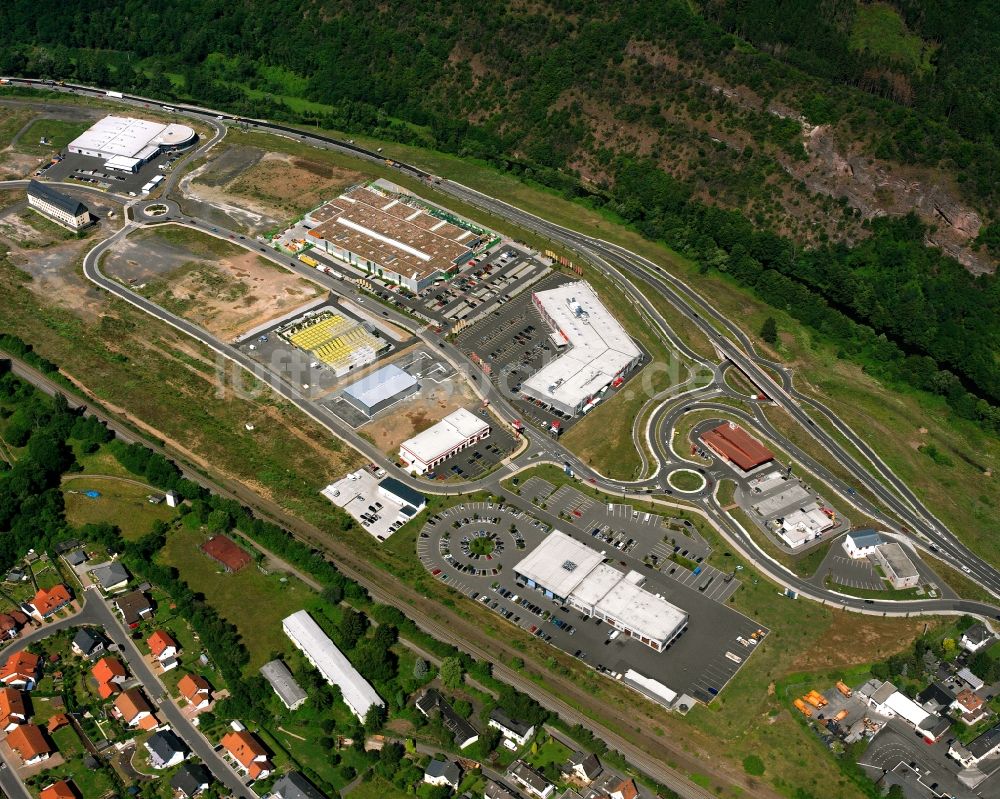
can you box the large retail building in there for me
[521,281,642,417]
[68,116,196,172]
[514,531,687,652]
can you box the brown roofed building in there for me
[700,422,774,472]
[6,722,52,764]
[221,730,273,781]
[610,779,638,799]
[200,535,252,572]
[114,688,156,728]
[91,657,127,688]
[47,713,70,733]
[0,687,27,731]
[39,780,77,799]
[0,612,26,640]
[178,674,212,709]
[0,651,40,689]
[29,584,72,619]
[113,590,153,628]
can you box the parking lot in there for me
[418,499,768,705]
[37,149,184,196]
[428,417,519,481]
[453,273,649,434]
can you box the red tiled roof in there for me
[147,630,178,657]
[114,688,154,723]
[6,723,51,760]
[221,730,267,767]
[178,674,210,701]
[31,585,72,616]
[40,781,76,799]
[91,657,126,684]
[47,713,70,733]
[200,535,252,572]
[1,651,40,682]
[0,687,25,727]
[701,422,774,471]
[613,779,638,799]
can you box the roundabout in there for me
[667,468,707,494]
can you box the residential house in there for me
[485,781,524,799]
[960,624,994,654]
[178,674,212,709]
[144,728,189,769]
[917,682,954,715]
[6,723,53,764]
[488,708,535,749]
[425,759,462,790]
[949,722,1000,768]
[0,611,28,640]
[952,689,989,726]
[562,752,602,785]
[221,730,273,781]
[271,771,331,799]
[64,549,88,567]
[71,628,108,659]
[47,714,70,734]
[170,763,213,798]
[415,688,479,749]
[29,584,72,619]
[114,591,153,628]
[39,781,77,799]
[91,562,130,594]
[0,687,27,731]
[148,630,179,662]
[507,760,555,799]
[609,779,639,799]
[114,688,157,729]
[91,657,128,699]
[0,651,41,689]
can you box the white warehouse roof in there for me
[69,116,195,159]
[884,690,931,729]
[522,281,641,412]
[593,578,687,645]
[282,610,383,719]
[400,408,489,465]
[514,530,606,600]
[343,363,417,409]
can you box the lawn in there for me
[62,475,177,539]
[346,776,412,799]
[13,118,90,156]
[158,524,322,671]
[131,225,244,259]
[524,735,573,778]
[668,470,704,492]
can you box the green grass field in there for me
[849,3,936,74]
[345,776,412,799]
[63,475,177,539]
[158,524,322,671]
[14,118,90,156]
[668,470,705,491]
[131,224,245,259]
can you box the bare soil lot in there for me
[360,379,479,456]
[181,145,364,233]
[103,226,323,340]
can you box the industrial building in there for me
[514,531,688,652]
[700,422,774,472]
[399,408,491,475]
[859,679,950,743]
[68,115,196,172]
[26,181,90,230]
[305,185,491,292]
[520,281,642,418]
[282,610,383,720]
[872,542,919,589]
[342,363,419,417]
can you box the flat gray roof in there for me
[343,363,417,410]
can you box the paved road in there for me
[0,580,254,799]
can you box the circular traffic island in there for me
[469,535,498,556]
[143,203,169,217]
[667,468,707,493]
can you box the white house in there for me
[841,530,884,559]
[424,759,462,790]
[488,708,535,749]
[960,623,994,653]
